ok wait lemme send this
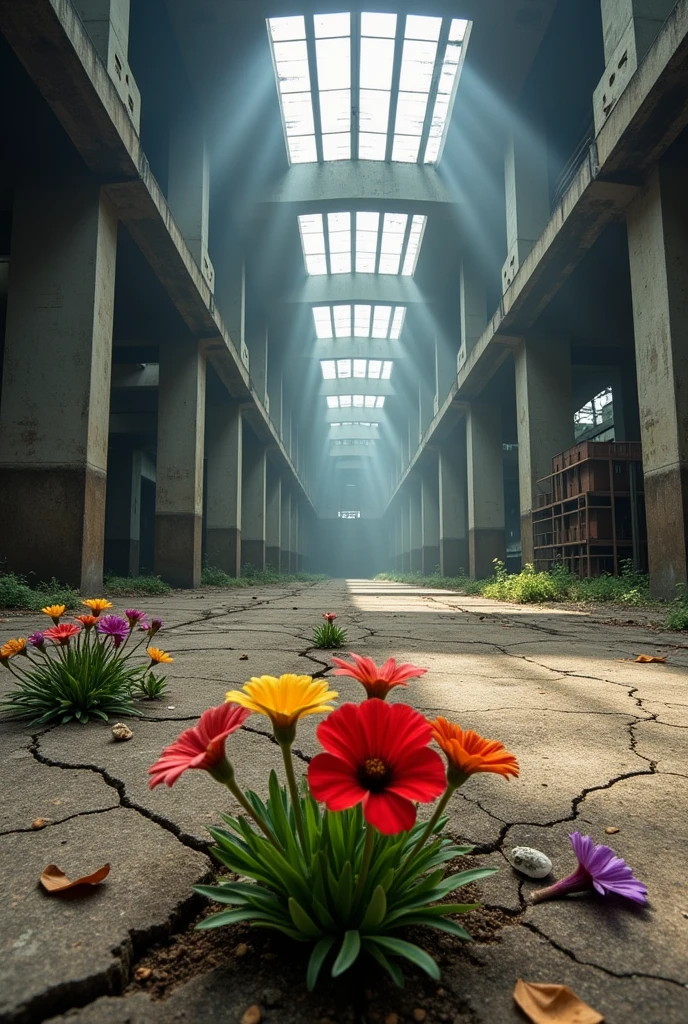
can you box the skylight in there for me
[298,212,426,276]
[327,395,386,409]
[321,359,393,380]
[312,304,406,339]
[267,13,469,165]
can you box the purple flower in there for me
[28,632,45,649]
[125,608,149,630]
[143,617,163,637]
[532,832,647,905]
[97,614,130,648]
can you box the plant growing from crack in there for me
[148,660,520,988]
[312,612,347,649]
[0,605,172,724]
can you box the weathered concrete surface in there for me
[1,579,687,1023]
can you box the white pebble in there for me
[507,846,552,879]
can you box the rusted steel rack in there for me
[532,441,646,576]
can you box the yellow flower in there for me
[226,674,338,743]
[0,638,27,662]
[81,599,113,617]
[41,605,66,624]
[147,647,173,665]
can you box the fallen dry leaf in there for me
[31,818,52,830]
[134,967,152,981]
[240,1006,262,1024]
[239,654,249,660]
[635,654,666,663]
[605,827,620,835]
[514,981,604,1024]
[40,863,110,893]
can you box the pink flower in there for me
[148,703,251,789]
[322,612,337,623]
[331,652,428,700]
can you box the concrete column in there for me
[155,339,206,588]
[266,464,282,570]
[205,400,242,575]
[594,0,675,132]
[167,104,214,291]
[458,255,487,371]
[502,119,549,293]
[247,301,268,404]
[0,173,117,592]
[394,505,403,570]
[105,449,142,576]
[268,354,283,435]
[627,160,688,598]
[419,376,435,436]
[400,496,411,572]
[241,433,267,571]
[439,433,469,576]
[466,399,506,578]
[73,0,140,131]
[280,485,291,572]
[515,335,574,565]
[409,482,423,572]
[290,498,299,572]
[216,252,246,360]
[421,456,440,574]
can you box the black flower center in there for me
[359,756,390,792]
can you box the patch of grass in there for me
[104,574,172,596]
[312,621,348,649]
[481,561,560,603]
[0,571,80,611]
[202,564,327,588]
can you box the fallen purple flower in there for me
[531,832,647,905]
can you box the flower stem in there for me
[353,822,375,913]
[224,776,282,850]
[399,784,456,879]
[280,740,308,855]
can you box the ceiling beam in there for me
[328,425,379,442]
[326,408,385,424]
[329,444,376,458]
[281,275,424,305]
[320,379,394,397]
[312,339,406,360]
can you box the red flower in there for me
[331,652,428,700]
[43,623,81,646]
[308,699,446,834]
[148,703,251,789]
[322,612,337,623]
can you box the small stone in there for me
[605,827,620,834]
[134,967,152,981]
[239,654,249,660]
[167,706,176,710]
[31,817,52,830]
[261,987,282,1007]
[235,942,248,956]
[413,1010,427,1022]
[241,1007,262,1024]
[111,723,133,742]
[384,1015,399,1024]
[507,846,553,879]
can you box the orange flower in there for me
[81,599,113,617]
[430,717,519,786]
[0,638,27,662]
[148,647,173,665]
[75,615,99,630]
[41,604,66,625]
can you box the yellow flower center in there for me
[364,757,387,777]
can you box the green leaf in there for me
[288,898,323,939]
[331,930,361,977]
[312,898,336,931]
[360,885,387,932]
[437,867,498,893]
[367,936,440,981]
[335,861,353,921]
[307,935,336,992]
[363,939,405,988]
[403,916,473,941]
[196,908,260,929]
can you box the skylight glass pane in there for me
[376,396,385,408]
[356,252,377,273]
[379,213,407,275]
[372,305,392,338]
[402,215,426,275]
[306,254,328,274]
[340,395,352,407]
[359,133,387,160]
[316,38,351,90]
[337,358,352,377]
[399,38,437,92]
[395,92,429,134]
[390,306,406,338]
[288,135,317,163]
[365,395,376,407]
[405,15,442,41]
[353,359,367,378]
[438,43,461,93]
[359,89,391,133]
[281,92,314,135]
[313,306,333,338]
[269,16,306,41]
[382,360,393,379]
[320,90,351,133]
[299,212,323,234]
[353,394,364,407]
[368,359,382,379]
[314,12,350,38]
[354,304,372,337]
[321,360,336,379]
[449,18,469,42]
[327,395,339,408]
[392,135,421,162]
[333,305,352,337]
[360,37,395,89]
[322,132,351,160]
[273,40,310,92]
[330,252,351,273]
[361,12,397,37]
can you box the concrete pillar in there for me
[241,433,267,571]
[290,498,299,572]
[594,0,675,132]
[0,173,117,592]
[458,254,487,371]
[419,375,435,436]
[266,465,282,570]
[515,335,574,565]
[421,456,440,574]
[409,482,423,572]
[627,160,688,598]
[216,253,247,364]
[268,354,283,435]
[439,433,469,576]
[400,496,411,572]
[105,449,142,576]
[394,505,403,570]
[205,400,242,576]
[155,339,206,587]
[247,301,268,404]
[167,103,214,292]
[280,485,291,572]
[501,119,549,293]
[466,399,506,578]
[73,0,140,131]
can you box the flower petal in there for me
[387,747,446,801]
[308,752,366,810]
[363,790,416,835]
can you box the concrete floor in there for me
[1,580,687,1024]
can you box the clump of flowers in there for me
[312,612,347,649]
[531,832,647,905]
[148,654,519,988]
[0,601,172,724]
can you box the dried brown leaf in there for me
[31,818,52,830]
[40,863,110,893]
[605,827,620,835]
[635,654,666,663]
[513,980,604,1024]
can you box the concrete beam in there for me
[328,426,379,442]
[312,339,406,361]
[111,364,159,388]
[325,408,385,424]
[320,379,394,397]
[281,275,424,306]
[329,445,376,458]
